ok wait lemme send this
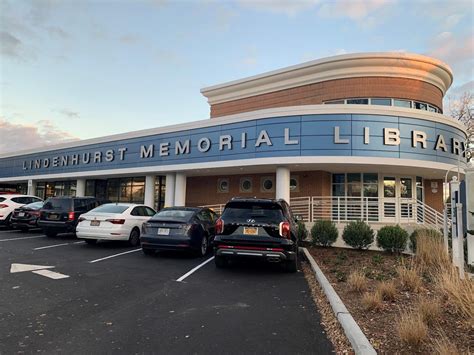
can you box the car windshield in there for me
[43,198,71,211]
[221,202,284,224]
[89,204,129,214]
[152,209,195,222]
[24,201,44,210]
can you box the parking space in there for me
[0,227,332,354]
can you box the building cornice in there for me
[200,52,453,105]
[0,104,466,159]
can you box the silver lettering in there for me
[140,144,154,159]
[434,135,447,152]
[118,148,127,160]
[334,126,349,144]
[452,138,461,155]
[284,128,299,145]
[412,130,427,148]
[219,135,232,151]
[60,156,68,166]
[52,157,59,167]
[105,149,114,162]
[384,128,400,146]
[94,151,102,163]
[255,130,272,147]
[175,140,190,155]
[71,155,79,165]
[23,161,28,170]
[160,142,170,157]
[241,132,247,149]
[364,127,370,145]
[34,160,41,169]
[43,158,50,168]
[82,153,91,164]
[198,138,211,152]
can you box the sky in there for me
[0,0,473,154]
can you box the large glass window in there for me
[347,173,361,197]
[400,178,413,198]
[332,174,345,197]
[383,177,396,198]
[363,173,378,197]
[394,99,412,108]
[347,98,369,105]
[371,98,391,106]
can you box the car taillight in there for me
[215,218,224,234]
[68,212,75,221]
[0,204,8,209]
[106,219,125,225]
[279,221,291,239]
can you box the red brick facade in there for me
[210,77,443,118]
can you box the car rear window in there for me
[43,198,71,211]
[221,202,284,224]
[153,209,195,221]
[90,204,129,214]
[24,202,44,210]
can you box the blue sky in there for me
[0,0,472,153]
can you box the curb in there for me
[302,247,377,355]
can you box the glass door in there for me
[382,176,397,222]
[381,176,415,223]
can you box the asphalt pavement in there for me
[0,226,333,354]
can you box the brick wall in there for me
[186,170,331,206]
[210,77,443,118]
[424,179,444,213]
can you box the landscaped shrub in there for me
[310,220,338,247]
[342,220,374,249]
[296,220,308,242]
[397,312,428,346]
[410,228,443,253]
[376,225,409,253]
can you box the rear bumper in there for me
[11,218,38,228]
[38,220,76,233]
[215,247,296,262]
[76,225,130,240]
[141,235,196,251]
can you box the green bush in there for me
[376,225,408,253]
[311,220,338,247]
[296,220,308,242]
[410,228,443,253]
[342,221,374,250]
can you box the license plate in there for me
[243,227,258,236]
[18,212,25,217]
[90,220,100,226]
[157,228,170,236]
[49,214,59,220]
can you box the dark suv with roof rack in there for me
[213,197,299,272]
[38,196,104,237]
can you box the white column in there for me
[76,179,86,197]
[144,175,156,209]
[466,162,474,267]
[165,173,176,207]
[27,180,36,196]
[174,172,187,206]
[276,166,290,203]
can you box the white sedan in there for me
[76,203,156,246]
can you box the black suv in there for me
[213,198,299,272]
[39,197,103,237]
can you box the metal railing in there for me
[201,196,448,230]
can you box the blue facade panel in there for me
[0,114,467,179]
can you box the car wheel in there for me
[142,248,154,256]
[199,236,208,257]
[45,231,57,238]
[5,213,12,229]
[284,256,298,273]
[85,239,97,245]
[129,228,140,247]
[215,255,228,268]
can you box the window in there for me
[363,173,378,197]
[144,207,156,216]
[414,101,427,110]
[400,178,413,198]
[428,105,438,113]
[371,98,391,106]
[393,99,411,108]
[347,98,369,105]
[290,176,299,191]
[332,174,345,197]
[416,176,423,202]
[217,178,229,193]
[93,204,129,214]
[347,173,361,197]
[383,177,396,198]
[261,177,274,192]
[239,178,252,193]
[325,100,345,104]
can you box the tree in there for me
[449,92,473,161]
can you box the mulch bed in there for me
[306,246,474,354]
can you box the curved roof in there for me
[201,52,454,105]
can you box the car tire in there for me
[129,228,140,247]
[215,255,228,268]
[198,236,208,257]
[85,239,97,245]
[142,248,154,256]
[45,231,57,238]
[284,256,298,273]
[5,213,12,229]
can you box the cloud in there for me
[54,108,80,119]
[119,34,141,44]
[0,31,22,58]
[0,119,80,154]
[237,0,320,16]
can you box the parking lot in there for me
[0,226,332,354]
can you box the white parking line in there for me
[34,241,86,250]
[176,257,215,282]
[0,235,46,242]
[89,248,141,263]
[32,269,70,279]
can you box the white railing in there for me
[200,196,449,230]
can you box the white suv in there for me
[0,195,43,227]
